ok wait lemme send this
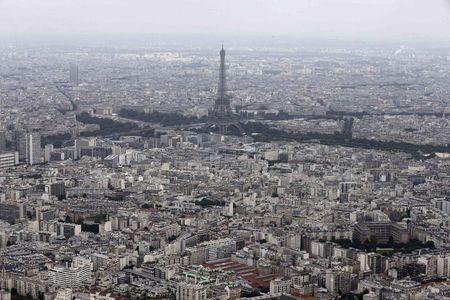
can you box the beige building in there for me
[0,290,11,300]
[176,283,207,300]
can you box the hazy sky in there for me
[1,0,450,41]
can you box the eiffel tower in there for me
[205,45,242,134]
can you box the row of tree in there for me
[242,121,447,160]
[333,238,435,254]
[76,112,139,136]
[120,109,207,126]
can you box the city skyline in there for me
[2,2,450,300]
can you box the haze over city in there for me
[1,0,450,42]
[3,1,450,300]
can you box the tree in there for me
[93,213,107,223]
[425,241,435,249]
[363,239,373,251]
[141,203,151,209]
[388,236,394,246]
[76,112,139,136]
[241,290,261,298]
[352,237,362,248]
[81,223,99,234]
[195,198,225,207]
[119,109,207,127]
[369,235,378,246]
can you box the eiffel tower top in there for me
[216,45,229,106]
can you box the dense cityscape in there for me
[2,9,450,300]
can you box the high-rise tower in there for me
[15,131,41,165]
[70,64,79,86]
[206,46,241,134]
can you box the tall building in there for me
[70,64,79,85]
[203,238,236,261]
[25,133,41,165]
[56,222,81,239]
[0,152,18,169]
[418,254,438,276]
[0,130,7,152]
[269,278,292,294]
[44,144,54,162]
[45,181,66,200]
[48,257,91,288]
[353,222,409,244]
[15,131,41,165]
[0,202,26,224]
[206,46,242,134]
[436,255,450,277]
[14,130,25,161]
